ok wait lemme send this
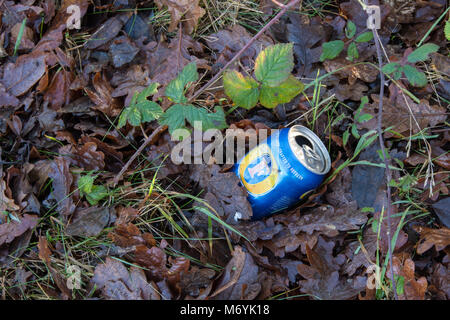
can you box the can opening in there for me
[288,126,331,175]
[294,135,313,150]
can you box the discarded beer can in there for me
[234,125,331,220]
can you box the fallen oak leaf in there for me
[287,202,367,237]
[91,257,160,300]
[413,226,450,254]
[297,236,366,300]
[210,246,261,300]
[387,256,427,300]
[0,214,38,246]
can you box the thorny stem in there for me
[363,0,398,299]
[189,0,302,102]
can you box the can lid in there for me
[288,125,331,175]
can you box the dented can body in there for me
[234,125,331,220]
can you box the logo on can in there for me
[239,144,278,195]
[234,125,331,220]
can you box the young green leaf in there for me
[355,31,373,43]
[345,20,356,39]
[117,83,163,128]
[382,62,400,74]
[320,40,345,62]
[127,106,142,126]
[347,42,359,61]
[135,100,164,122]
[401,65,428,87]
[158,104,227,134]
[165,62,198,103]
[186,106,228,131]
[86,185,108,205]
[407,43,439,63]
[223,70,259,109]
[78,175,94,194]
[158,104,186,134]
[259,75,304,108]
[254,43,294,86]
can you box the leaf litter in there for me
[0,0,448,301]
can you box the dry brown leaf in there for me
[1,52,46,97]
[44,69,73,110]
[85,72,121,117]
[91,257,160,300]
[38,236,52,265]
[359,84,447,138]
[0,214,38,247]
[108,223,156,248]
[155,0,206,34]
[59,141,105,171]
[414,226,450,254]
[48,157,75,221]
[297,236,366,300]
[210,246,261,300]
[190,164,253,225]
[65,206,111,237]
[287,202,367,237]
[10,23,35,51]
[388,256,427,300]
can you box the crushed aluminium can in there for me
[234,125,331,220]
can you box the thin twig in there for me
[112,125,166,187]
[189,0,302,102]
[363,0,398,299]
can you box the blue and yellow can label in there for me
[239,144,278,195]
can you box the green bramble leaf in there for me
[347,42,359,61]
[158,104,227,134]
[186,106,228,131]
[223,70,260,109]
[320,40,345,62]
[165,62,198,103]
[407,43,439,63]
[117,83,163,128]
[158,104,186,134]
[254,43,294,86]
[393,69,403,80]
[78,174,108,205]
[78,175,94,194]
[135,100,164,122]
[127,106,142,126]
[382,62,400,74]
[86,185,108,205]
[117,107,130,128]
[445,20,450,40]
[259,75,304,108]
[401,65,428,87]
[345,21,356,39]
[355,31,373,43]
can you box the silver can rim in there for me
[288,125,332,175]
